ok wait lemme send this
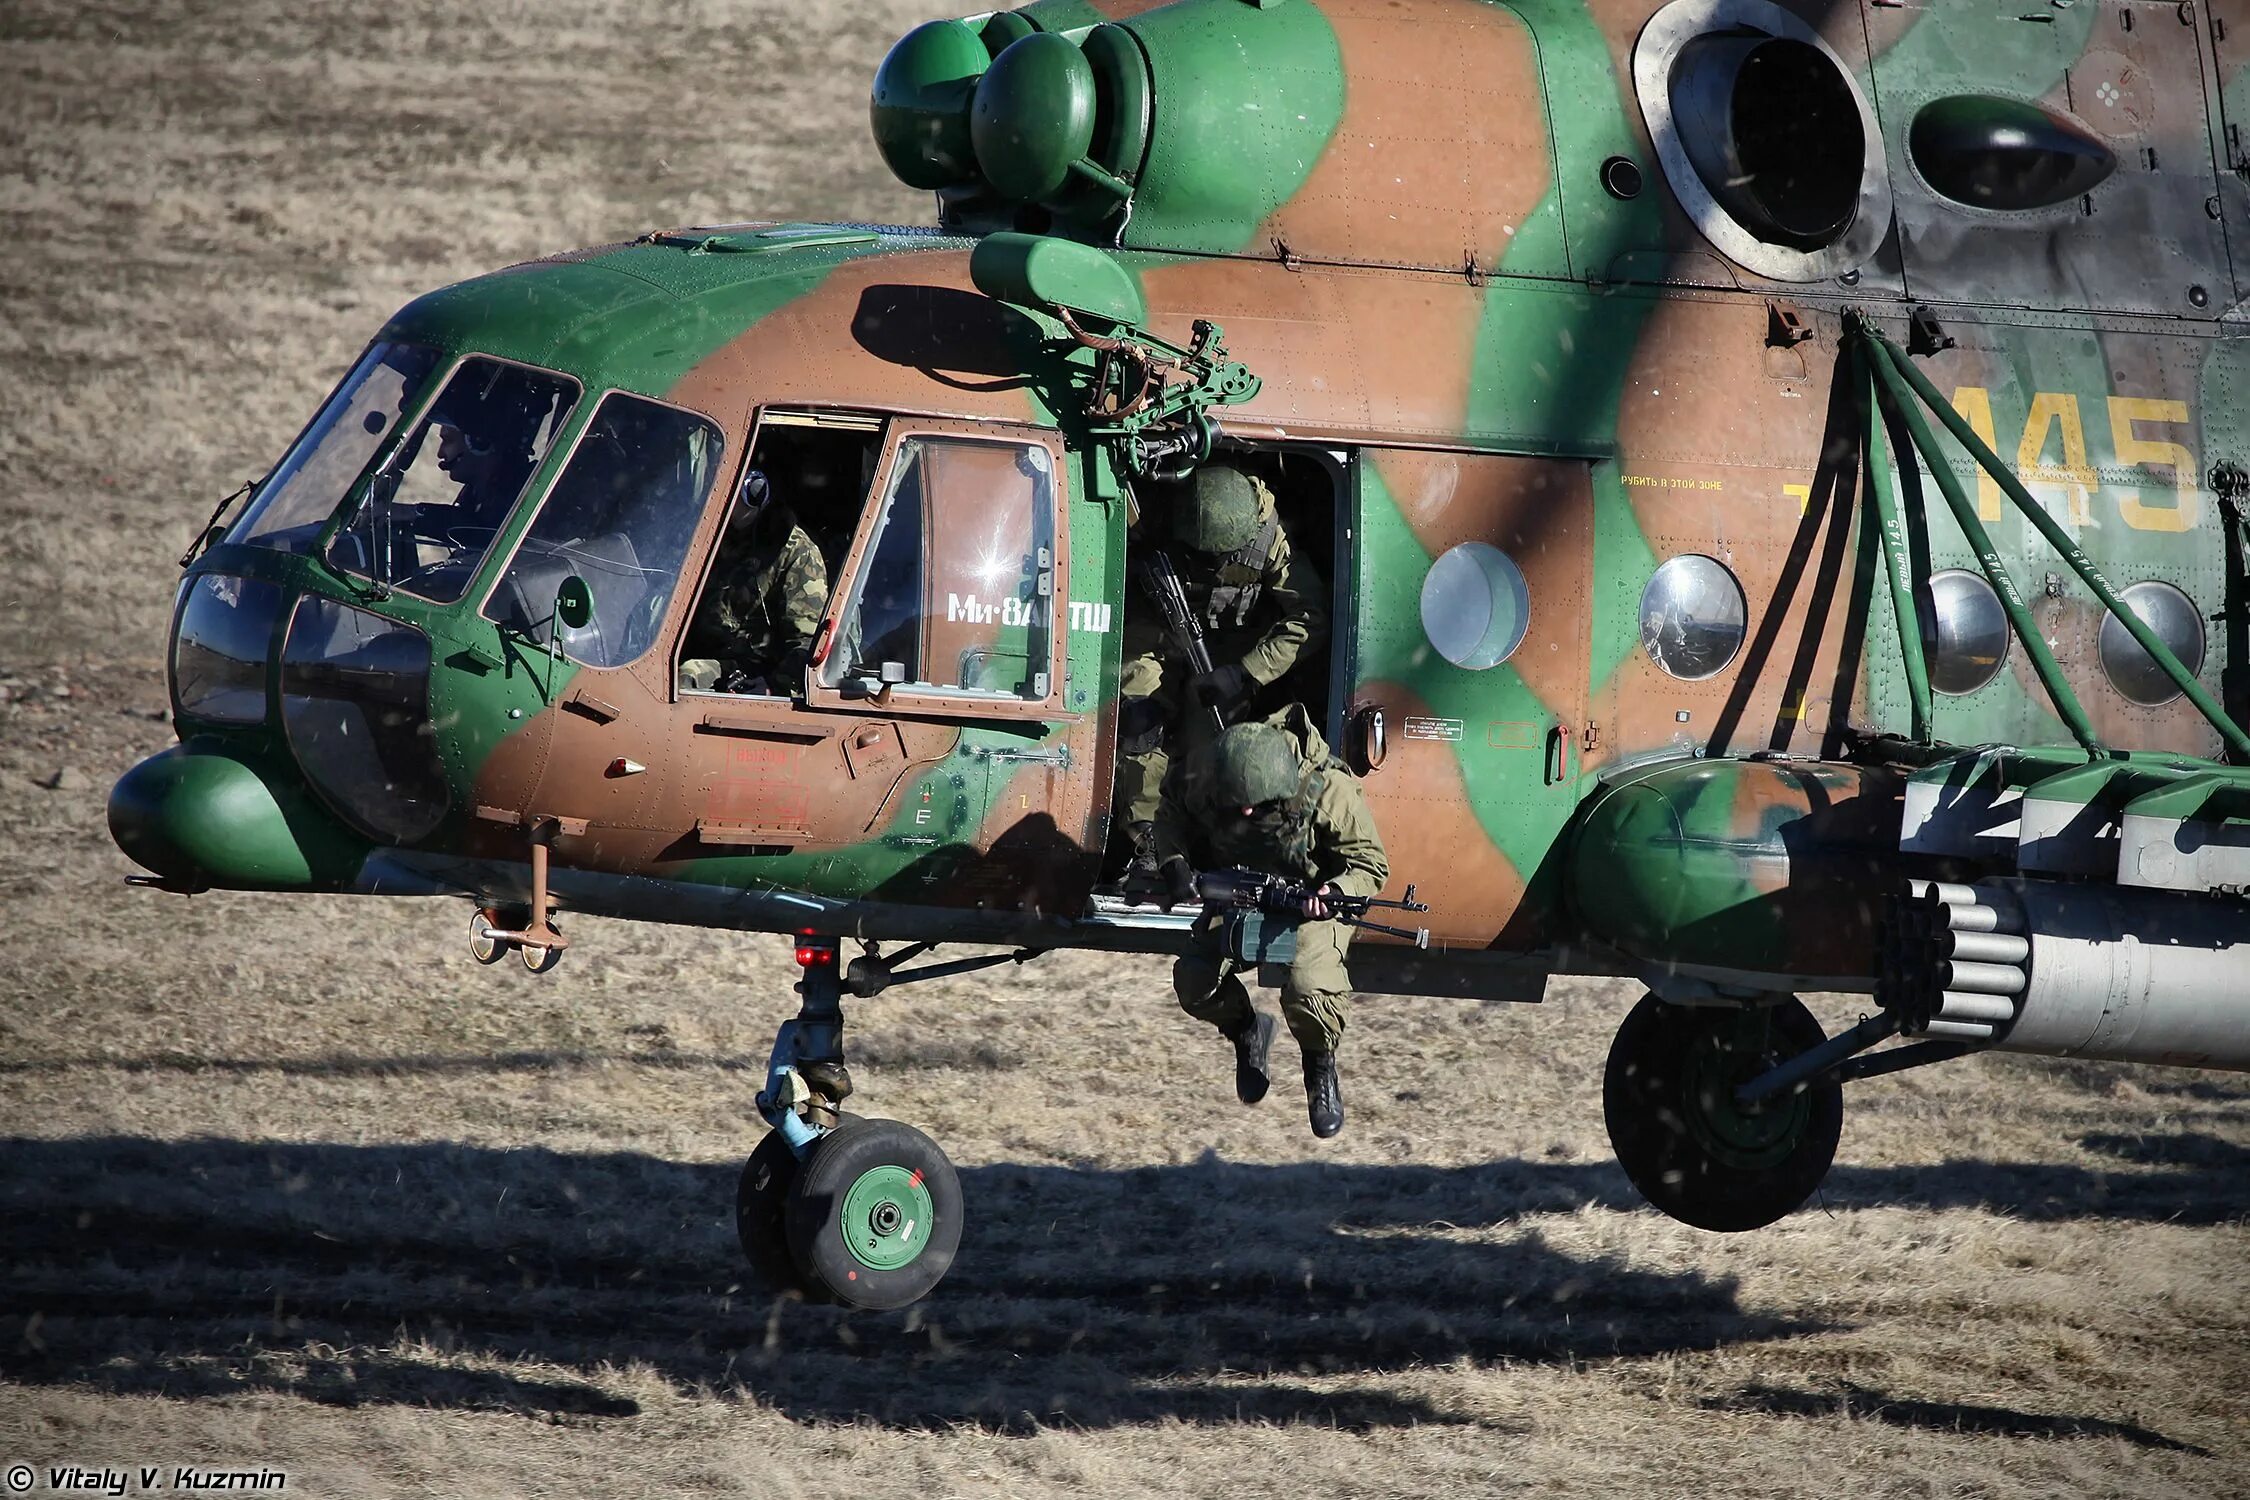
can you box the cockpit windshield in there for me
[324,356,581,602]
[485,392,723,669]
[230,341,441,554]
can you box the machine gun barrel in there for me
[1132,548,1226,733]
[1195,869,1431,947]
[1349,915,1432,947]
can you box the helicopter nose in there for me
[109,743,359,891]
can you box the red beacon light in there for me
[795,934,837,968]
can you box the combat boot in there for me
[1302,1051,1344,1138]
[1098,821,1163,901]
[1120,821,1163,902]
[1225,1011,1277,1105]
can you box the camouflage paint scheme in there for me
[115,0,2250,1002]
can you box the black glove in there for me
[1158,857,1198,913]
[1194,663,1249,711]
[1117,696,1169,756]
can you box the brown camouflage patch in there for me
[1260,0,1555,274]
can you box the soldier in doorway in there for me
[1152,705,1387,1138]
[1113,462,1328,882]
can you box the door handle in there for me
[1544,724,1570,786]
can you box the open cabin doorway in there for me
[1186,439,1347,746]
[1105,439,1352,879]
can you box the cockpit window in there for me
[324,357,580,602]
[231,342,441,554]
[485,392,724,670]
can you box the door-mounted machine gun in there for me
[1197,867,1432,947]
[967,232,1262,482]
[1064,312,1259,481]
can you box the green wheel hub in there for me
[1681,1014,1808,1169]
[838,1163,936,1271]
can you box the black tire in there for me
[1603,993,1843,1233]
[784,1117,963,1311]
[469,908,507,965]
[736,1112,861,1295]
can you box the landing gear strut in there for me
[735,936,966,1309]
[467,823,574,973]
[1602,992,1843,1232]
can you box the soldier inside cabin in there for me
[681,466,830,696]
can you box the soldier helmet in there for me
[1171,465,1261,554]
[1212,721,1301,809]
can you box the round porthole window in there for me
[1420,542,1530,670]
[1640,554,1747,680]
[1633,0,1893,282]
[1919,569,2009,695]
[2099,581,2204,707]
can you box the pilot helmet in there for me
[429,394,497,459]
[1171,465,1260,554]
[729,467,773,532]
[432,374,541,458]
[1212,721,1300,811]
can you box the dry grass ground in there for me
[1,2,2245,1496]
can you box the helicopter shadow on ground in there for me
[3,1132,1809,1431]
[1698,1382,2212,1456]
[1813,1137,2250,1227]
[5,1123,2246,1430]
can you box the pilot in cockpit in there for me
[680,467,830,696]
[422,390,540,534]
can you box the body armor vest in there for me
[1197,513,1280,630]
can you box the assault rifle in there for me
[1197,868,1432,947]
[1132,549,1227,734]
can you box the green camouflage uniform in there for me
[1116,473,1329,828]
[680,516,827,692]
[1154,703,1388,1053]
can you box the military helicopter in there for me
[113,0,2250,1308]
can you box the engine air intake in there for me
[1634,0,1893,281]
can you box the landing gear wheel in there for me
[519,925,562,974]
[469,908,507,965]
[784,1118,962,1310]
[1603,993,1842,1233]
[736,1113,863,1296]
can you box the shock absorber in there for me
[789,934,853,1126]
